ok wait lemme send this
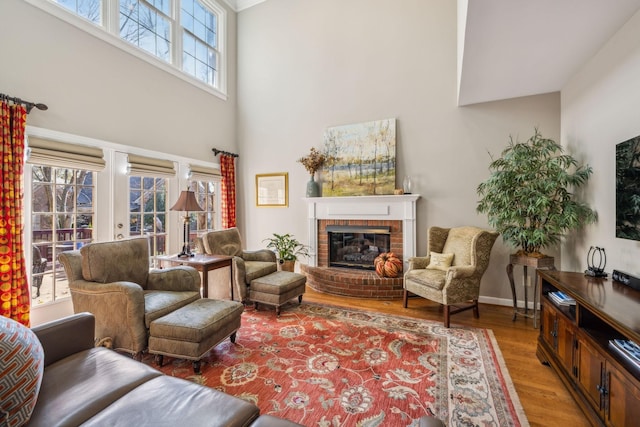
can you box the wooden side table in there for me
[156,254,233,299]
[506,254,555,328]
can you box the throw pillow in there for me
[0,316,45,427]
[426,252,454,271]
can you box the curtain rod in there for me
[0,93,48,114]
[212,148,239,158]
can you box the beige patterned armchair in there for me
[58,237,201,356]
[198,227,277,302]
[403,226,499,327]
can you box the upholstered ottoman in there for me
[148,298,243,373]
[250,271,306,315]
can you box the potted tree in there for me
[263,233,310,272]
[477,129,597,323]
[476,128,597,259]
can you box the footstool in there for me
[148,298,243,374]
[250,271,306,315]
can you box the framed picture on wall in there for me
[256,172,288,207]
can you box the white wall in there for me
[237,0,561,303]
[0,0,238,160]
[561,9,640,275]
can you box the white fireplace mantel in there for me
[303,194,421,268]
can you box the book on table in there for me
[548,291,576,306]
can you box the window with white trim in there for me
[120,0,172,62]
[188,164,220,237]
[129,176,168,264]
[26,137,103,306]
[181,0,219,86]
[38,0,225,95]
[126,154,176,266]
[31,167,96,306]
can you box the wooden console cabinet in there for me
[537,270,640,427]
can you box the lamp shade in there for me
[170,190,203,212]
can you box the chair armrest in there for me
[446,265,476,280]
[70,278,145,297]
[242,249,277,263]
[32,312,95,367]
[147,266,201,292]
[70,280,147,354]
[58,250,84,282]
[407,256,429,270]
[232,256,248,301]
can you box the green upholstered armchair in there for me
[403,226,499,327]
[199,227,277,302]
[58,237,201,357]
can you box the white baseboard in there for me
[479,296,539,310]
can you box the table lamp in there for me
[170,190,204,257]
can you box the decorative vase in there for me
[403,176,412,194]
[306,175,320,197]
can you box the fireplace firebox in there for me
[327,225,390,270]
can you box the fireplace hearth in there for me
[303,195,420,299]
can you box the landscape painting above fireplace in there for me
[322,118,396,196]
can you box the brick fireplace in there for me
[301,195,420,299]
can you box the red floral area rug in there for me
[142,303,528,427]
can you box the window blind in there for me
[188,164,221,182]
[26,137,106,171]
[127,154,176,177]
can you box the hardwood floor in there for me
[302,287,591,427]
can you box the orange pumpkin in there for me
[374,252,403,278]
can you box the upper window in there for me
[120,0,172,62]
[181,0,218,86]
[43,0,225,96]
[56,0,101,24]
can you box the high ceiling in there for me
[229,0,640,106]
[458,0,640,105]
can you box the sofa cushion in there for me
[245,261,278,284]
[251,415,305,426]
[0,316,44,427]
[143,290,201,328]
[404,268,447,290]
[80,237,150,287]
[27,347,161,427]
[81,376,260,427]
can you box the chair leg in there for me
[473,299,479,319]
[154,354,164,367]
[444,305,450,328]
[403,289,409,308]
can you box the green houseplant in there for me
[263,233,309,272]
[476,128,597,257]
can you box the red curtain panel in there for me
[0,101,30,326]
[220,154,236,229]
